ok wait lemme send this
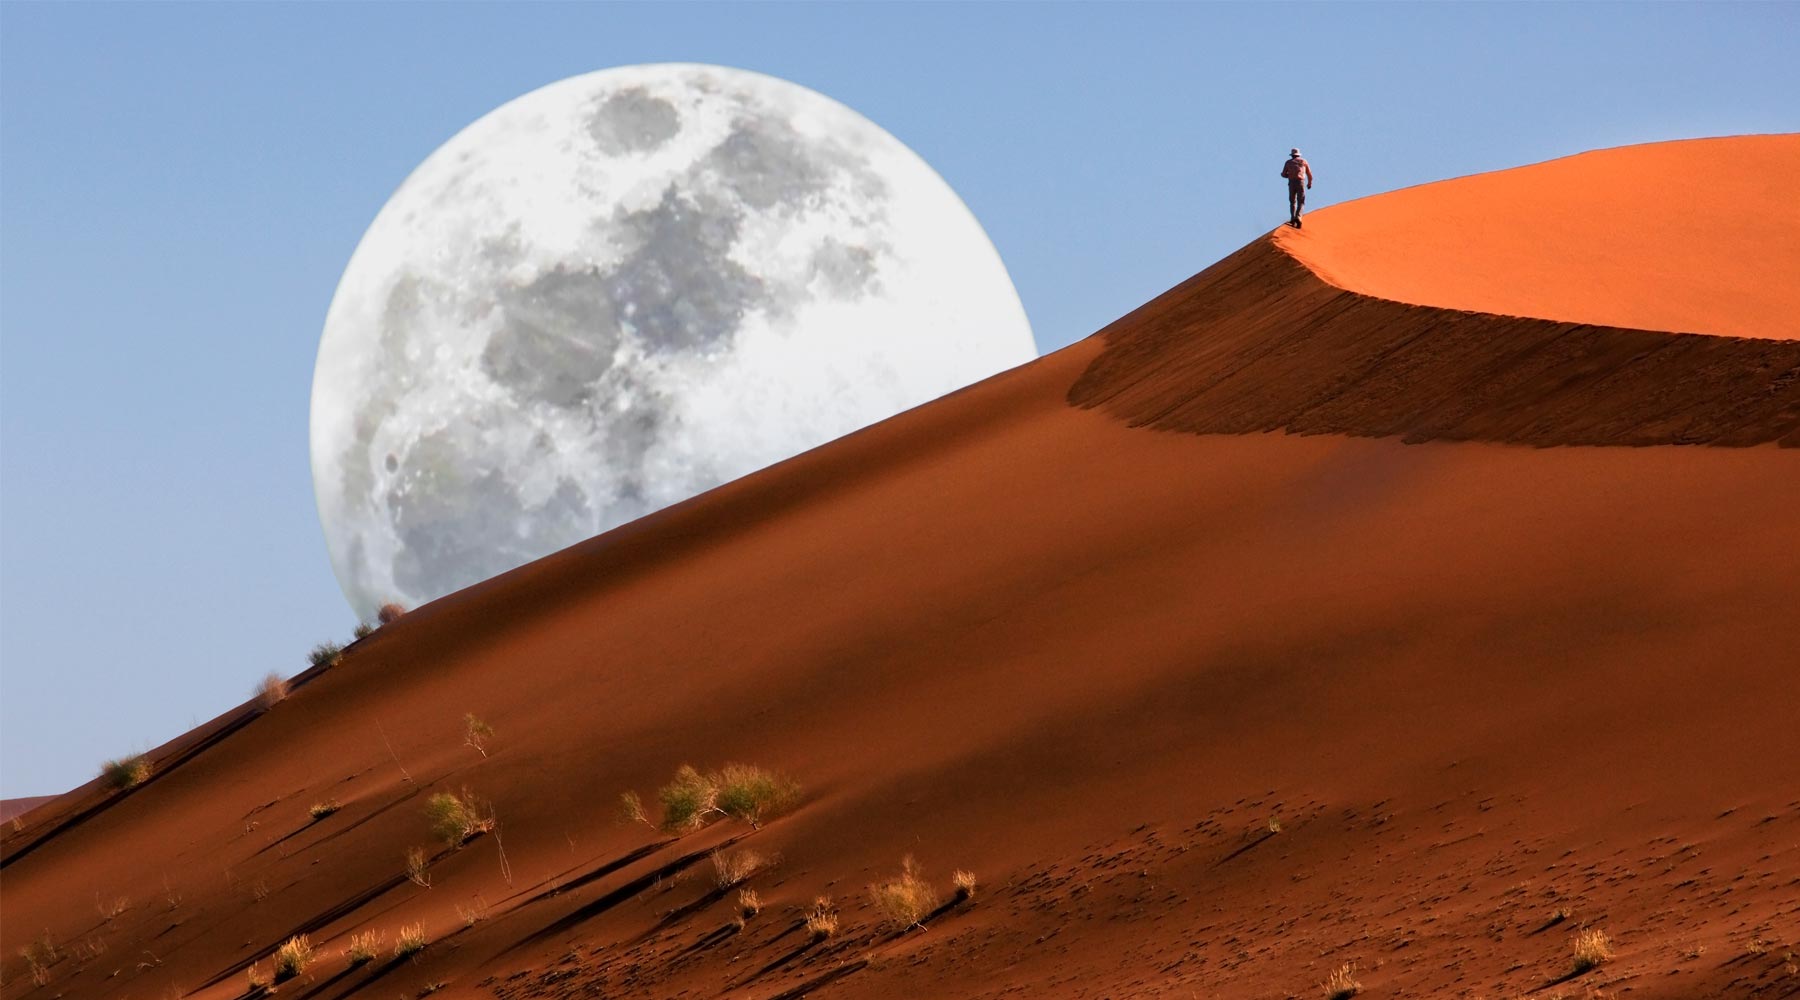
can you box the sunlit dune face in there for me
[1283,134,1800,341]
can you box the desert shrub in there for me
[101,754,151,790]
[309,800,341,820]
[377,602,407,625]
[657,765,716,831]
[1573,927,1613,972]
[308,641,344,668]
[713,763,800,827]
[393,923,427,959]
[343,930,382,967]
[424,789,493,847]
[245,962,270,994]
[404,846,432,888]
[463,714,494,757]
[257,672,290,710]
[804,896,838,941]
[953,869,978,901]
[272,935,314,981]
[353,621,375,640]
[869,855,939,930]
[711,848,767,888]
[737,887,762,919]
[649,763,799,832]
[1321,962,1360,999]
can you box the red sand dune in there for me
[4,135,1798,1000]
[0,798,54,826]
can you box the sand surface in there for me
[0,798,54,825]
[4,136,1797,1000]
[1284,134,1799,340]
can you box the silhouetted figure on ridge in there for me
[1282,148,1313,228]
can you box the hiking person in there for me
[1282,148,1313,227]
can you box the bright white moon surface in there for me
[311,64,1036,619]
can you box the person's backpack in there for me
[1281,157,1305,180]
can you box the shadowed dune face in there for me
[3,137,1797,1000]
[1068,237,1800,447]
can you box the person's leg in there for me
[1294,183,1306,218]
[1288,183,1299,220]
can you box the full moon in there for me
[311,64,1036,619]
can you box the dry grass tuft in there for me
[245,962,271,994]
[272,935,314,981]
[404,846,432,888]
[393,923,427,959]
[952,870,978,901]
[96,893,131,920]
[651,763,799,832]
[737,887,762,919]
[258,672,290,710]
[804,896,838,941]
[309,800,341,820]
[869,855,939,930]
[619,790,652,827]
[455,898,490,927]
[343,930,383,967]
[424,789,494,847]
[308,641,344,668]
[353,621,375,640]
[377,602,407,625]
[1321,962,1360,998]
[1573,927,1614,973]
[18,936,57,987]
[463,714,494,758]
[711,848,768,888]
[101,754,152,790]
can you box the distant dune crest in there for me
[1073,135,1800,447]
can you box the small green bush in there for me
[657,765,715,831]
[353,621,375,640]
[647,763,799,832]
[713,763,799,827]
[101,755,152,790]
[308,641,344,668]
[424,789,492,847]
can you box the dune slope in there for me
[4,136,1798,1000]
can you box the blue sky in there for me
[2,2,1794,797]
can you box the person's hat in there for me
[1291,148,1300,155]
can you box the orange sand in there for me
[3,137,1796,1000]
[1284,134,1799,340]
